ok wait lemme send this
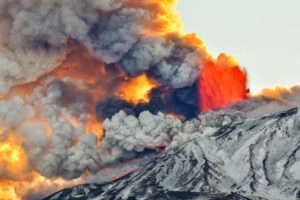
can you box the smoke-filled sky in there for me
[177,0,300,93]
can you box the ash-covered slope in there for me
[44,108,300,200]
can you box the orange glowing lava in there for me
[116,74,157,105]
[0,133,83,200]
[0,137,30,178]
[199,54,248,112]
[0,172,83,200]
[0,137,29,200]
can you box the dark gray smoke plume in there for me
[0,0,205,98]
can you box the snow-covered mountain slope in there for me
[43,108,300,200]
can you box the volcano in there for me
[44,108,300,200]
[0,1,299,199]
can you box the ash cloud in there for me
[0,47,64,96]
[0,0,205,93]
[103,109,244,152]
[2,80,300,182]
[230,86,300,118]
[0,0,296,173]
[0,77,240,181]
[120,35,203,88]
[0,79,102,180]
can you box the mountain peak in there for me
[44,108,300,200]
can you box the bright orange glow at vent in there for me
[199,54,249,112]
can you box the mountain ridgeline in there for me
[44,108,300,200]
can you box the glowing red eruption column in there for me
[199,54,249,112]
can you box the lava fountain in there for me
[199,54,249,112]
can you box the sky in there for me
[177,0,300,93]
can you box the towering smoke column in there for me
[0,0,250,199]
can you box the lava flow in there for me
[199,54,249,112]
